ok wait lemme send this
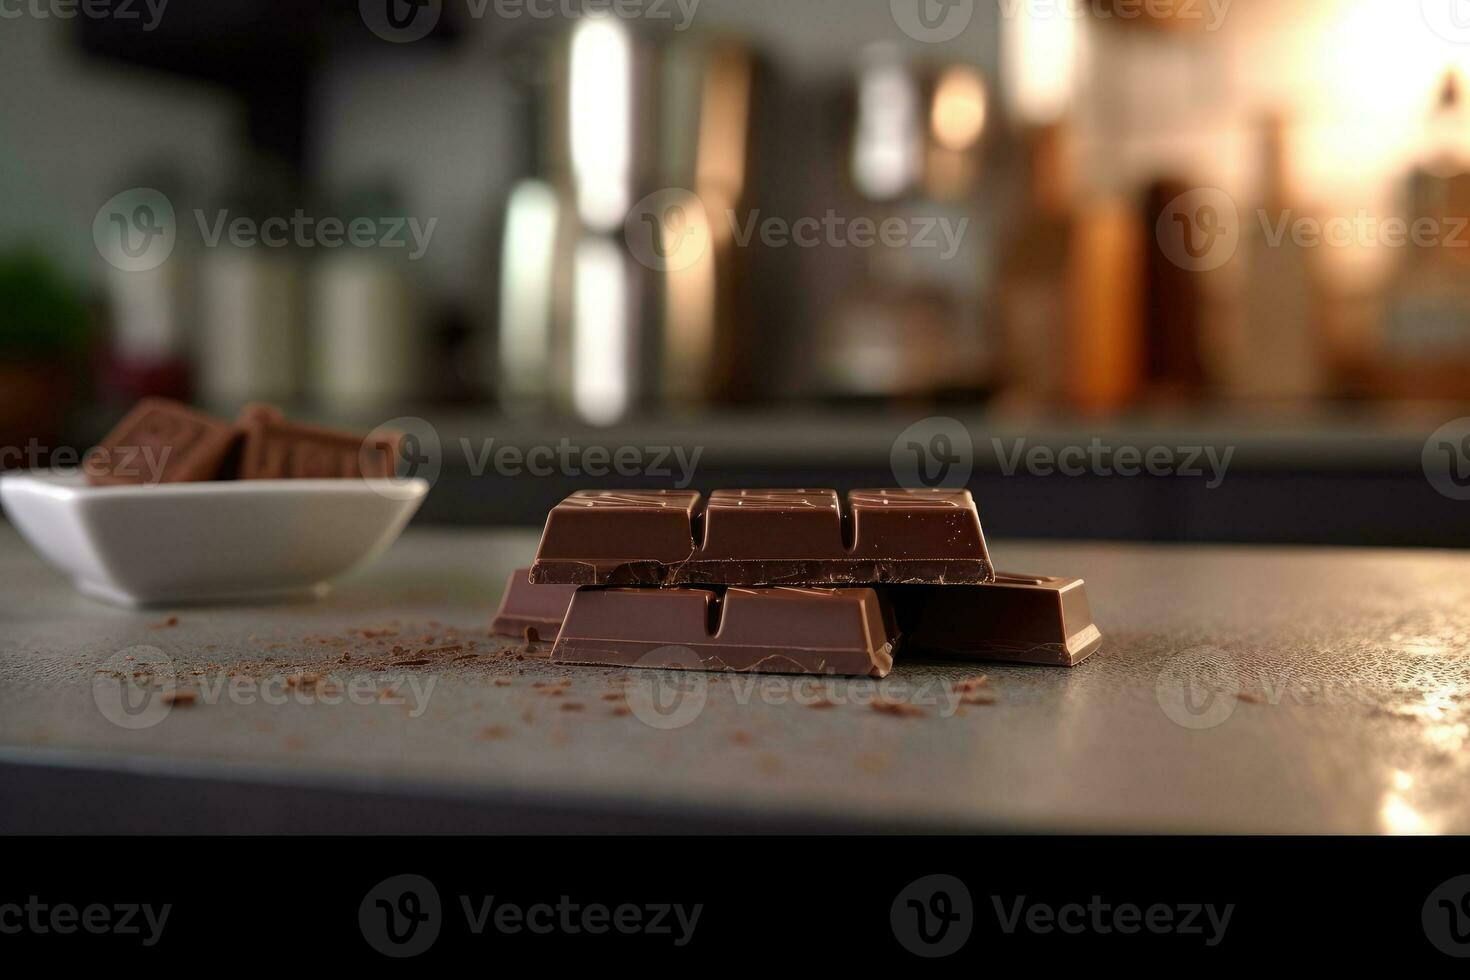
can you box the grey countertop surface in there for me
[1,524,1468,833]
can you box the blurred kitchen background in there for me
[3,0,1470,546]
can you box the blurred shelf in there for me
[60,402,1468,548]
[296,403,1452,473]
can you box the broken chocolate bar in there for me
[530,488,992,586]
[86,398,242,486]
[490,568,578,643]
[551,585,899,677]
[237,404,402,480]
[904,573,1103,667]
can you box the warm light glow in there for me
[1380,793,1433,836]
[1002,0,1079,125]
[852,48,922,200]
[1371,670,1470,769]
[572,237,631,425]
[1380,770,1432,834]
[498,180,559,399]
[663,232,717,403]
[696,45,752,205]
[1319,1,1470,120]
[570,17,633,231]
[931,66,987,151]
[1298,1,1470,199]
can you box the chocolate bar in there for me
[904,573,1103,667]
[551,585,899,677]
[86,398,242,486]
[530,488,992,586]
[238,404,402,480]
[490,568,578,643]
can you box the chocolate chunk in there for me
[86,398,242,486]
[237,404,402,479]
[530,488,992,586]
[551,585,899,677]
[489,568,579,643]
[903,573,1103,667]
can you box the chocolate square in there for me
[86,398,242,486]
[237,405,402,480]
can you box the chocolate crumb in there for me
[1237,692,1266,705]
[161,689,196,706]
[871,700,924,718]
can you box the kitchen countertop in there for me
[1,524,1467,834]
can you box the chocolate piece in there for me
[237,404,402,480]
[530,488,992,586]
[490,568,579,643]
[904,573,1103,667]
[86,398,242,486]
[551,585,899,677]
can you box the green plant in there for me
[0,248,90,357]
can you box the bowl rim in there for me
[0,469,431,503]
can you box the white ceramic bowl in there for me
[0,471,428,608]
